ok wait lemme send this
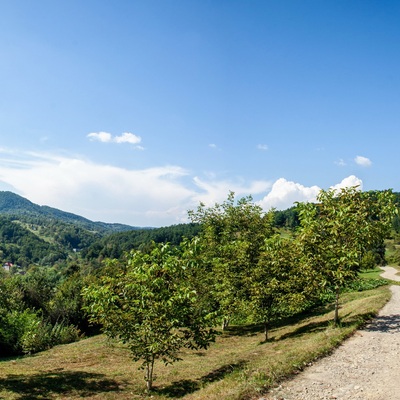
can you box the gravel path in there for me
[261,266,400,400]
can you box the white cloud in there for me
[209,143,217,149]
[257,175,364,211]
[87,132,113,143]
[354,155,372,167]
[257,178,321,211]
[0,151,193,226]
[330,175,363,191]
[0,149,274,226]
[0,149,367,227]
[257,144,268,151]
[87,132,143,148]
[114,132,142,145]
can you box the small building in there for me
[3,262,13,272]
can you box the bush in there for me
[0,308,82,356]
[20,320,81,354]
[20,317,53,354]
[0,309,46,356]
[51,322,81,345]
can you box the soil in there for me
[261,266,400,400]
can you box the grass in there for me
[0,284,392,400]
[359,267,387,280]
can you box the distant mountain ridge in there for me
[0,191,137,233]
[0,191,146,268]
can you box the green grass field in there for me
[0,282,392,400]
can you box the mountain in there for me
[0,191,143,267]
[0,191,137,234]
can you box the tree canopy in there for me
[297,187,396,324]
[82,240,217,391]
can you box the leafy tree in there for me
[188,192,275,328]
[47,273,86,328]
[0,274,22,355]
[392,213,400,233]
[0,273,44,356]
[82,241,217,391]
[297,187,396,324]
[21,266,59,312]
[249,234,309,341]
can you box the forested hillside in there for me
[0,196,202,268]
[0,191,141,267]
[0,216,67,267]
[81,223,201,260]
[0,191,136,233]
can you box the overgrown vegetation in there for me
[0,266,85,357]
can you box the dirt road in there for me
[262,267,400,400]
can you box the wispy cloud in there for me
[0,148,366,226]
[257,144,268,151]
[193,176,271,207]
[88,132,143,148]
[335,158,346,167]
[208,143,218,149]
[0,150,271,226]
[0,150,190,226]
[354,155,372,167]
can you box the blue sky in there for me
[1,1,399,227]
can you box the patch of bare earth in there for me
[261,267,400,400]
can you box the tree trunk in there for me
[334,287,340,326]
[264,321,269,342]
[222,317,230,330]
[145,357,155,391]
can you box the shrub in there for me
[20,319,82,354]
[51,322,81,345]
[20,318,53,354]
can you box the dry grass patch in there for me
[0,286,391,400]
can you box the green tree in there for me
[249,234,310,341]
[188,192,275,328]
[297,187,396,324]
[0,274,43,356]
[21,266,59,312]
[47,273,86,329]
[82,241,217,391]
